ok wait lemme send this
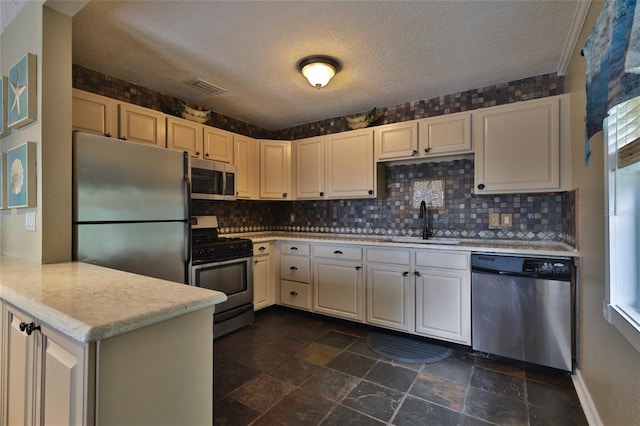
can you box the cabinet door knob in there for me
[477,184,485,190]
[355,266,362,271]
[333,250,343,255]
[205,153,210,157]
[105,132,112,137]
[412,150,418,156]
[120,136,127,141]
[254,260,259,264]
[403,271,409,276]
[319,192,324,197]
[290,291,298,296]
[368,190,373,195]
[424,147,432,153]
[195,151,201,155]
[289,266,298,271]
[19,321,40,336]
[414,271,421,277]
[283,193,287,198]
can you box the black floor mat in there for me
[366,331,454,364]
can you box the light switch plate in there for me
[25,211,36,231]
[501,213,513,227]
[489,213,500,228]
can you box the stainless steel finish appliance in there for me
[72,132,192,284]
[191,216,254,338]
[190,157,236,201]
[471,254,575,371]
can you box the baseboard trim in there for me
[572,368,603,426]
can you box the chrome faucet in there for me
[419,201,433,239]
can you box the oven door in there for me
[191,257,253,313]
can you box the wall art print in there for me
[6,142,36,208]
[411,178,445,209]
[0,154,6,209]
[7,53,37,129]
[0,76,11,138]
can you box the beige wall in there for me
[0,2,72,263]
[566,2,640,424]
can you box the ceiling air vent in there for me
[190,79,227,95]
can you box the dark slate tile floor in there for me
[213,307,587,426]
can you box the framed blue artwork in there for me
[0,76,10,138]
[7,53,37,129]
[6,142,36,208]
[0,154,5,209]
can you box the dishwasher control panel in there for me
[472,254,572,280]
[523,259,571,276]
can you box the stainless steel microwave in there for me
[190,158,236,201]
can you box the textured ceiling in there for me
[72,1,585,130]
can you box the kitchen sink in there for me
[387,236,459,245]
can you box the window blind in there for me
[608,97,640,169]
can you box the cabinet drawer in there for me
[253,243,271,256]
[313,245,362,261]
[415,250,469,270]
[366,248,411,265]
[280,255,311,283]
[280,242,310,256]
[280,280,312,310]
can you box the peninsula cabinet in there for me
[253,242,275,311]
[365,248,414,332]
[325,129,384,199]
[260,140,292,200]
[166,116,204,158]
[295,136,326,199]
[72,89,117,137]
[414,250,471,345]
[234,135,259,199]
[1,300,214,425]
[313,245,364,322]
[118,103,167,147]
[474,95,566,194]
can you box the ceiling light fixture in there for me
[297,55,341,89]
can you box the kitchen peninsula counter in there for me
[229,232,579,257]
[0,255,226,343]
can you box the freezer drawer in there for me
[74,222,189,284]
[472,271,573,371]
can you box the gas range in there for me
[191,216,253,264]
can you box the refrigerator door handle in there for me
[184,152,192,284]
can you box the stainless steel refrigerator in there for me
[72,131,191,284]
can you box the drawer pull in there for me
[258,246,266,251]
[333,250,343,255]
[290,247,299,251]
[290,266,298,271]
[290,291,298,296]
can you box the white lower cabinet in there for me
[314,260,364,321]
[414,250,471,345]
[1,301,214,425]
[366,248,413,332]
[253,242,275,311]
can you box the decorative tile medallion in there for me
[411,179,445,209]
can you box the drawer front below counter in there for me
[280,281,312,310]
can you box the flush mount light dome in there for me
[297,55,341,89]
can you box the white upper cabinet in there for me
[118,103,167,146]
[204,127,234,163]
[295,136,325,199]
[72,89,117,137]
[166,116,204,158]
[419,112,472,156]
[474,95,566,194]
[374,122,419,161]
[326,129,383,198]
[260,140,292,200]
[234,135,259,199]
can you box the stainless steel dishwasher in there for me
[471,254,575,371]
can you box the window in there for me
[604,96,640,352]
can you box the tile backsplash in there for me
[194,160,574,243]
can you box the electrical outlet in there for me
[289,213,295,224]
[489,213,500,228]
[501,213,513,228]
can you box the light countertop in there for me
[0,255,226,343]
[232,232,578,257]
